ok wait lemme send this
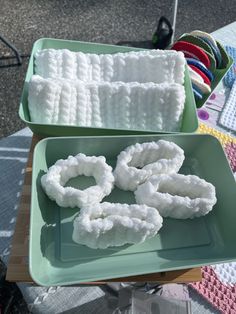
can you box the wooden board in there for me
[6,135,201,284]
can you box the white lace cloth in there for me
[219,80,236,132]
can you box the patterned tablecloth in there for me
[188,22,236,314]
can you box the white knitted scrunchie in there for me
[113,140,185,191]
[135,173,217,219]
[72,202,163,249]
[41,153,114,208]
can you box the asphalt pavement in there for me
[0,0,235,137]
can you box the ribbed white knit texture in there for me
[28,75,185,132]
[35,48,185,84]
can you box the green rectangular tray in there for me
[30,134,236,286]
[19,38,198,136]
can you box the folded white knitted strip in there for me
[35,48,185,84]
[135,174,217,219]
[28,75,185,132]
[113,140,185,191]
[72,202,163,249]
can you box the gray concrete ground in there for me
[0,0,235,138]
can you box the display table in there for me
[2,21,236,314]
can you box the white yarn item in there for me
[219,80,236,132]
[72,202,163,249]
[28,75,185,132]
[135,173,217,219]
[212,263,236,286]
[113,140,185,191]
[35,48,186,84]
[41,154,114,208]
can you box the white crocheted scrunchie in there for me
[41,154,114,208]
[135,173,217,219]
[113,140,185,191]
[72,202,163,249]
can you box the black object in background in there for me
[152,16,173,49]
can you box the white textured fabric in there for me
[41,153,114,208]
[72,202,163,249]
[114,140,185,191]
[212,263,236,286]
[135,174,217,219]
[189,287,220,314]
[28,75,185,132]
[219,80,236,131]
[35,48,186,84]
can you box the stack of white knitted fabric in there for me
[28,48,186,132]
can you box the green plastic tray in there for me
[19,38,198,136]
[30,134,236,286]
